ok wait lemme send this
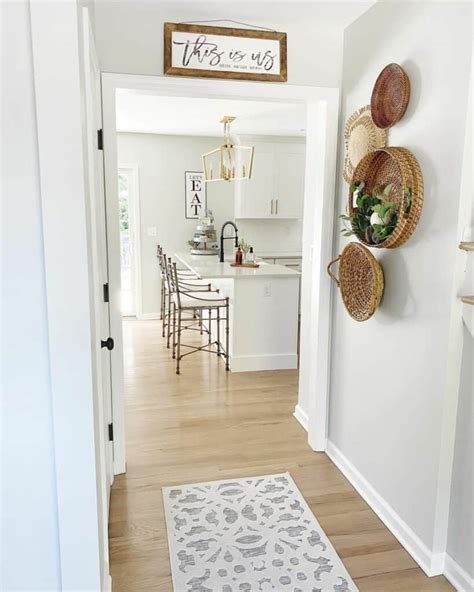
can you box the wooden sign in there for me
[164,23,287,82]
[185,171,207,219]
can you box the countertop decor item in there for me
[347,147,423,248]
[188,212,219,254]
[371,63,410,129]
[164,22,287,82]
[163,473,358,592]
[202,116,254,182]
[343,105,388,183]
[230,262,260,268]
[327,242,384,322]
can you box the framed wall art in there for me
[185,171,207,219]
[164,22,287,82]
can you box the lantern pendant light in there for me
[202,116,254,182]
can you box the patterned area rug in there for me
[163,473,358,591]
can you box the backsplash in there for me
[237,218,303,254]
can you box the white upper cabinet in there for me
[235,139,306,220]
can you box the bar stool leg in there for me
[167,291,172,347]
[162,288,167,337]
[216,307,221,356]
[160,281,164,321]
[225,298,230,371]
[172,302,176,359]
[208,309,212,345]
[176,309,182,375]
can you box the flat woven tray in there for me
[343,105,388,183]
[371,63,410,129]
[230,263,260,268]
[349,147,423,249]
[328,242,384,321]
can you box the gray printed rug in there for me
[162,472,358,591]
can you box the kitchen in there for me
[117,93,306,372]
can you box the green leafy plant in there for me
[238,239,251,256]
[340,181,401,245]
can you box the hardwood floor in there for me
[109,319,454,591]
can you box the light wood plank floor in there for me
[109,319,453,591]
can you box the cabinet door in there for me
[239,143,274,218]
[274,144,306,219]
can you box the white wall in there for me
[94,1,363,87]
[118,133,234,315]
[2,1,109,590]
[1,1,61,588]
[323,0,471,569]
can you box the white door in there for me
[275,143,306,219]
[82,7,113,587]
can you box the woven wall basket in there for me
[343,105,388,183]
[349,147,423,249]
[327,242,384,322]
[371,63,410,129]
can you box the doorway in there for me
[118,165,140,317]
[102,74,340,469]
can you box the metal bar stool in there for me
[157,245,201,323]
[158,248,210,342]
[171,262,230,375]
[162,255,215,350]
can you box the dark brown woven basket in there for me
[371,63,410,129]
[327,242,384,322]
[349,147,423,249]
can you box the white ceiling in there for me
[116,93,307,137]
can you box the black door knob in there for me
[101,337,114,351]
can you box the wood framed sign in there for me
[185,171,207,219]
[164,23,287,82]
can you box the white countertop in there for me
[175,252,301,279]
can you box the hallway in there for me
[108,320,454,591]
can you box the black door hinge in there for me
[108,423,114,441]
[97,128,103,150]
[103,282,109,303]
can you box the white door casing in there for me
[102,75,340,462]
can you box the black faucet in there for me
[219,221,239,262]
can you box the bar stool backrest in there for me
[158,252,167,282]
[171,261,182,309]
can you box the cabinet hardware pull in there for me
[271,199,274,215]
[275,199,278,215]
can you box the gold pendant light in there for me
[202,116,254,182]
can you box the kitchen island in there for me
[175,252,300,372]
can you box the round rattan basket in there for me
[327,243,384,322]
[371,63,410,129]
[348,147,423,249]
[343,105,388,183]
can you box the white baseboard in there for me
[137,312,161,320]
[444,553,474,592]
[293,404,309,431]
[230,353,297,372]
[326,440,442,577]
[102,568,112,592]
